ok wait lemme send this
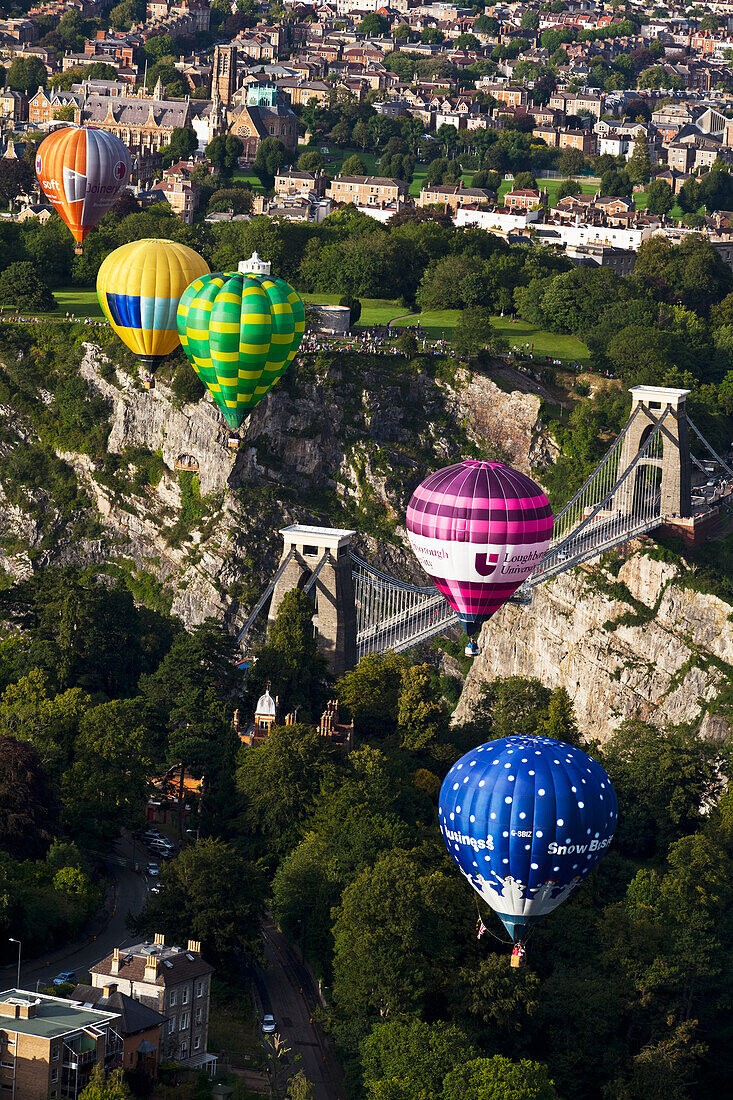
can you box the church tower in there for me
[212,43,237,108]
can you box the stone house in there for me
[89,936,215,1072]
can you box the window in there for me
[169,991,177,1007]
[182,987,189,1006]
[196,981,203,997]
[180,1013,189,1031]
[52,1046,59,1062]
[51,1070,58,1083]
[194,1036,200,1051]
[180,1041,188,1059]
[195,1008,202,1025]
[169,1018,175,1035]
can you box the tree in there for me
[237,723,341,858]
[397,329,418,356]
[159,126,198,168]
[207,188,253,216]
[556,178,581,201]
[0,261,56,311]
[285,1072,316,1100]
[646,178,673,215]
[628,133,651,184]
[335,652,406,739]
[451,955,541,1053]
[109,0,145,30]
[397,664,450,752]
[541,265,628,336]
[455,33,481,50]
[254,137,288,186]
[79,1067,132,1100]
[145,59,188,99]
[331,848,466,1018]
[677,176,700,214]
[61,699,152,849]
[144,33,175,62]
[340,153,368,175]
[206,134,244,177]
[362,1017,476,1100]
[536,688,583,747]
[513,170,538,190]
[7,56,47,92]
[134,838,264,962]
[298,149,324,172]
[0,736,57,859]
[698,165,733,212]
[558,148,586,176]
[338,294,361,326]
[453,306,507,360]
[359,13,388,35]
[0,159,34,205]
[442,1057,560,1100]
[599,720,724,857]
[521,11,540,29]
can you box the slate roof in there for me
[90,942,213,987]
[71,986,167,1036]
[80,94,189,128]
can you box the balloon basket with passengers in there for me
[404,459,619,966]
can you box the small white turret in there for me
[238,251,271,276]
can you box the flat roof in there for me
[630,385,690,401]
[0,990,120,1039]
[281,524,355,549]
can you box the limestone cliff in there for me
[453,547,733,742]
[0,343,554,630]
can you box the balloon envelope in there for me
[97,239,210,369]
[406,460,553,637]
[35,127,131,245]
[176,271,305,431]
[439,736,617,941]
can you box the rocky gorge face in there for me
[453,548,733,742]
[0,344,555,632]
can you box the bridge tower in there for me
[268,525,357,676]
[615,385,691,518]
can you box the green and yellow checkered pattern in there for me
[177,271,305,431]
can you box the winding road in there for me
[0,834,149,991]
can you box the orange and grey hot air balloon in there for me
[35,127,131,249]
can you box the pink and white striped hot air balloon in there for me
[406,460,553,656]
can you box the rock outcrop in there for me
[454,547,733,742]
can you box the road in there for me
[0,834,149,991]
[254,920,344,1100]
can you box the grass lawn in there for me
[491,315,590,364]
[391,309,460,339]
[232,168,265,191]
[52,287,105,319]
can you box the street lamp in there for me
[8,939,20,989]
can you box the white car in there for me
[147,862,160,876]
[261,1015,276,1034]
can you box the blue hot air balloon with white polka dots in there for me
[439,736,617,943]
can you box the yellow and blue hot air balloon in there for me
[96,239,210,374]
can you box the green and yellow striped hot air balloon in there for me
[176,269,305,434]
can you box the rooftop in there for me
[0,990,120,1039]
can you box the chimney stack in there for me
[143,957,158,983]
[154,932,165,946]
[187,940,201,954]
[111,948,120,975]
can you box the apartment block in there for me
[0,989,122,1099]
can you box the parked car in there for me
[146,862,160,876]
[261,1015,276,1034]
[149,838,174,854]
[52,971,76,987]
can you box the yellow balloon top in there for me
[97,239,210,368]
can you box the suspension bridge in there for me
[238,386,733,673]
